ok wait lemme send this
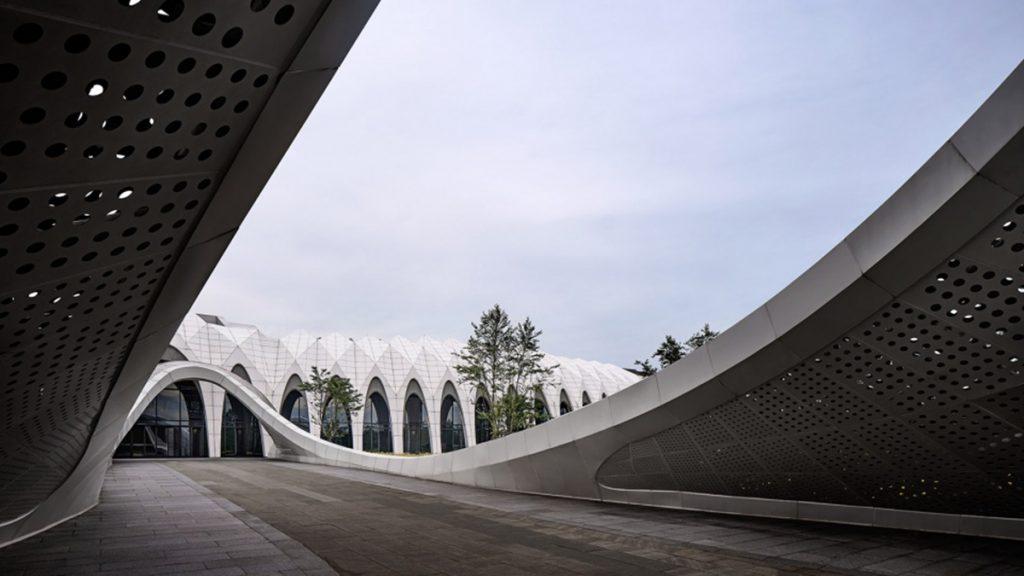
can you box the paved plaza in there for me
[1,460,1023,576]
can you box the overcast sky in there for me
[190,0,1024,367]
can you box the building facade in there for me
[120,313,640,458]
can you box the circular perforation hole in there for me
[275,5,295,25]
[156,0,184,22]
[108,43,132,62]
[222,27,244,48]
[41,72,67,90]
[193,13,217,36]
[86,79,107,97]
[14,23,44,44]
[64,34,91,54]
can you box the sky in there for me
[190,0,1024,368]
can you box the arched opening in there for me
[475,396,491,444]
[231,363,252,383]
[116,381,207,458]
[323,398,353,448]
[582,391,591,406]
[440,394,466,452]
[221,393,263,457]
[403,391,430,454]
[280,389,309,432]
[362,391,392,453]
[559,389,573,416]
[601,392,607,399]
[535,396,551,425]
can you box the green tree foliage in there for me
[299,366,363,444]
[653,335,684,368]
[454,305,557,439]
[632,358,656,377]
[634,324,720,375]
[685,323,719,352]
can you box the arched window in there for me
[559,389,572,416]
[582,391,591,406]
[116,381,207,458]
[440,394,466,452]
[475,396,491,444]
[362,392,392,453]
[601,392,607,399]
[323,398,353,448]
[535,397,550,424]
[231,364,252,383]
[281,389,309,432]
[221,393,262,457]
[403,392,430,454]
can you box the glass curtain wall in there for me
[362,392,392,453]
[221,393,263,457]
[323,399,353,448]
[440,395,466,452]
[281,390,310,432]
[115,381,207,458]
[403,393,431,454]
[475,396,491,444]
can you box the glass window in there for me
[403,392,430,454]
[362,390,392,453]
[281,390,310,432]
[475,396,491,444]
[221,393,263,457]
[323,398,353,448]
[115,382,207,458]
[535,398,550,424]
[440,394,466,452]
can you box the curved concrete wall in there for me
[125,60,1024,540]
[2,1,1023,548]
[0,1,379,548]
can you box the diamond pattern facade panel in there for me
[167,313,640,441]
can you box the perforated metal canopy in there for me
[0,0,377,530]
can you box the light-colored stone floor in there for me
[0,461,336,576]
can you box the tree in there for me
[653,335,684,369]
[632,358,656,377]
[634,324,720,374]
[684,323,719,352]
[454,305,557,439]
[299,366,362,444]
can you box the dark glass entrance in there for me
[115,381,207,458]
[324,399,353,448]
[475,396,491,444]
[403,393,431,454]
[222,393,263,457]
[440,394,466,452]
[281,389,310,432]
[362,392,392,453]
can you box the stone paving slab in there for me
[265,461,1024,576]
[0,462,336,576]
[166,459,857,575]
[4,459,1024,576]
